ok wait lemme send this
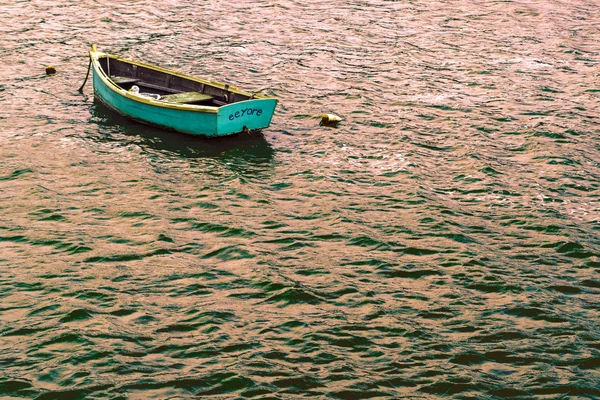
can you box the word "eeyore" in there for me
[228,108,263,121]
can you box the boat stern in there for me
[216,98,277,136]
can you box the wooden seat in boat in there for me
[110,76,141,85]
[160,92,214,104]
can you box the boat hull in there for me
[90,49,277,137]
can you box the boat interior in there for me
[98,56,254,107]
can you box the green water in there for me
[1,0,599,398]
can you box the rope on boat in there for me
[78,54,92,93]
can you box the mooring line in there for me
[78,55,92,93]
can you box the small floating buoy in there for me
[320,113,343,127]
[45,65,56,75]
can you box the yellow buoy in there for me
[320,113,343,127]
[45,65,56,75]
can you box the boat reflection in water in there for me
[89,100,276,175]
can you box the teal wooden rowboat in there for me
[89,44,277,137]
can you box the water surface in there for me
[1,0,599,398]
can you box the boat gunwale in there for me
[90,46,275,114]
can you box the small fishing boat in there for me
[88,44,277,137]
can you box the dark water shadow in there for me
[88,100,275,166]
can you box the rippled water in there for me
[1,0,599,398]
